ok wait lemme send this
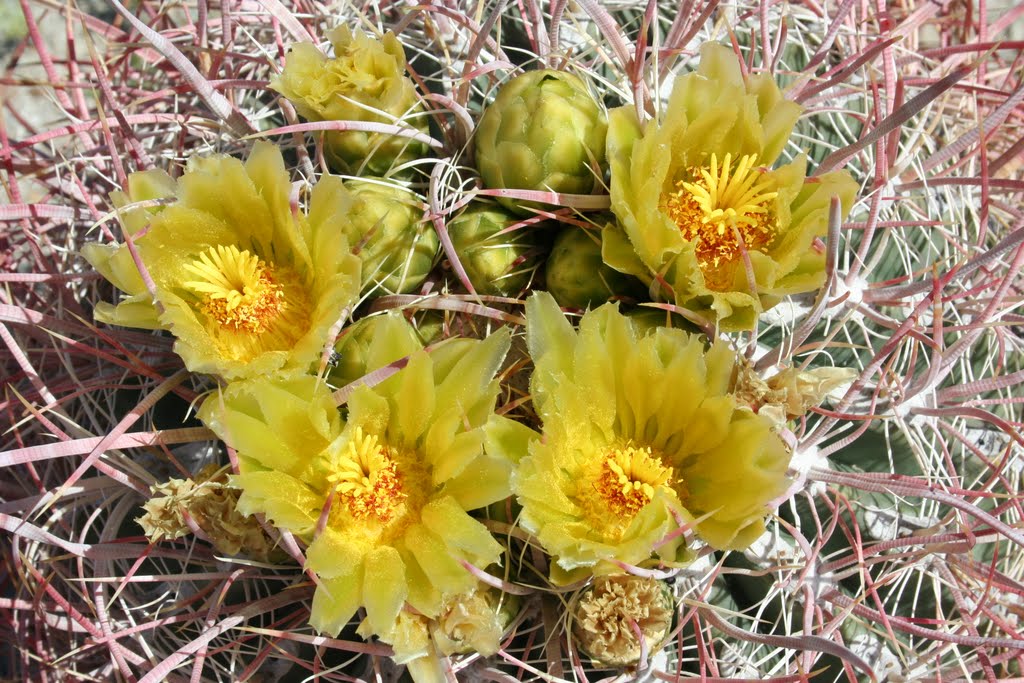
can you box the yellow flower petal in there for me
[363,546,408,635]
[311,569,364,636]
[306,528,364,579]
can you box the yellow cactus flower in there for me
[197,314,519,641]
[82,142,361,380]
[513,292,791,577]
[605,43,857,330]
[271,26,428,175]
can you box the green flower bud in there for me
[342,179,438,295]
[475,70,607,213]
[447,203,546,296]
[545,225,641,309]
[271,26,428,176]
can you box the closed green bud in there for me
[448,203,545,296]
[545,225,640,309]
[271,26,428,176]
[342,179,438,295]
[475,70,607,213]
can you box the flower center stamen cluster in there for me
[663,152,778,272]
[595,445,673,517]
[326,427,406,522]
[183,245,285,333]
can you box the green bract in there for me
[341,179,439,295]
[475,70,607,213]
[271,26,428,175]
[447,203,545,296]
[605,43,857,331]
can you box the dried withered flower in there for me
[572,573,674,668]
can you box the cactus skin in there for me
[544,226,640,309]
[475,70,607,214]
[342,179,438,296]
[447,203,546,296]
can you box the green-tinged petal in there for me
[199,377,338,476]
[405,524,473,594]
[405,653,447,683]
[363,546,407,634]
[344,384,391,437]
[677,395,735,455]
[328,313,423,388]
[81,242,147,300]
[600,220,650,280]
[483,414,538,465]
[429,427,484,484]
[421,496,501,565]
[310,568,364,636]
[91,299,162,330]
[683,411,791,548]
[422,406,461,470]
[525,291,576,406]
[443,454,515,510]
[399,545,443,616]
[393,351,435,447]
[231,471,320,534]
[433,328,510,414]
[111,168,176,236]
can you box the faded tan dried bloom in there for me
[572,574,674,668]
[138,465,275,560]
[433,587,507,657]
[734,363,856,429]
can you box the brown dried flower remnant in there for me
[572,574,674,668]
[138,465,275,561]
[734,362,856,429]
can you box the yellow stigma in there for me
[326,427,406,522]
[183,245,285,333]
[594,445,673,518]
[662,153,778,284]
